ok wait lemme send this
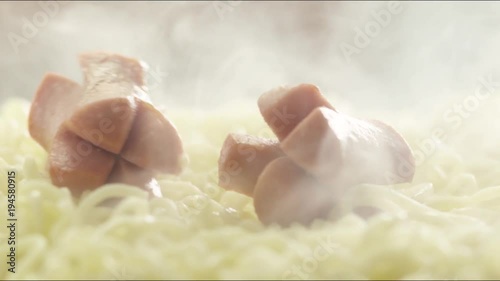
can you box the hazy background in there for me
[1,1,499,116]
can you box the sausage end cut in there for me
[280,107,343,182]
[281,106,415,187]
[29,73,82,150]
[253,157,336,227]
[120,100,184,174]
[65,97,138,154]
[218,133,284,197]
[49,126,116,196]
[258,83,336,141]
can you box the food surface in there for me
[218,133,284,196]
[28,53,184,196]
[2,96,500,279]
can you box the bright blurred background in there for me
[1,1,499,115]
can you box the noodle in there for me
[2,97,500,279]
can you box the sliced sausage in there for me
[219,83,334,199]
[28,73,82,150]
[253,157,336,227]
[64,52,145,154]
[280,106,415,189]
[29,52,185,196]
[218,133,284,196]
[258,83,335,141]
[49,126,116,195]
[120,100,184,174]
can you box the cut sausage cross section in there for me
[49,127,116,195]
[65,53,146,155]
[280,107,415,190]
[29,73,82,150]
[28,52,184,196]
[218,133,284,196]
[258,83,336,141]
[253,157,336,227]
[120,100,184,174]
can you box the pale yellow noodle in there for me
[2,98,500,280]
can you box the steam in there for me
[2,1,500,217]
[1,2,498,112]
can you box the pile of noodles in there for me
[1,96,500,280]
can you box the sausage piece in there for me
[28,52,184,196]
[68,52,184,174]
[107,158,161,198]
[28,73,82,150]
[49,127,116,195]
[64,53,143,154]
[218,133,284,196]
[253,157,336,227]
[258,83,335,141]
[217,84,335,197]
[280,106,415,189]
[120,100,183,174]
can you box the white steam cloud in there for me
[1,1,499,113]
